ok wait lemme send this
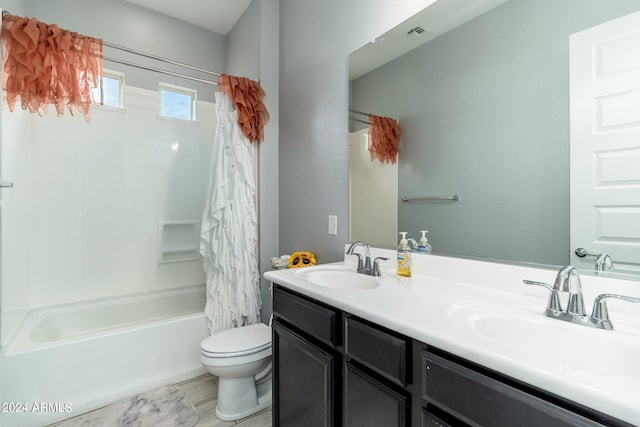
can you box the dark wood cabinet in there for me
[345,316,409,387]
[344,362,409,427]
[420,407,454,427]
[271,284,632,427]
[416,345,634,427]
[272,321,336,427]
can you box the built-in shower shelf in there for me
[157,221,201,264]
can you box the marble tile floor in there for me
[178,374,272,427]
[49,374,272,427]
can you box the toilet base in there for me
[215,376,272,421]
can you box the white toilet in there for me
[200,323,272,421]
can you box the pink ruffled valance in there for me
[1,13,103,121]
[368,114,401,164]
[218,74,269,143]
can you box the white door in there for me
[570,11,640,273]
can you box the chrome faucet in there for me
[524,266,640,330]
[575,248,614,272]
[555,265,586,316]
[346,241,388,277]
[595,253,614,272]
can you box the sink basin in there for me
[295,265,398,290]
[447,302,640,377]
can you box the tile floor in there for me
[49,374,272,427]
[177,374,272,427]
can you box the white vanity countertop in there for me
[264,247,640,426]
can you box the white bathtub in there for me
[0,285,209,427]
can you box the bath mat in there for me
[55,385,199,427]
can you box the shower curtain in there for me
[200,90,261,334]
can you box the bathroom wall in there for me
[225,0,279,323]
[0,0,224,343]
[279,0,436,262]
[350,0,640,265]
[0,0,29,345]
[24,88,213,307]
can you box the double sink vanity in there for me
[264,245,640,426]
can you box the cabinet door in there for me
[273,320,336,427]
[345,362,409,427]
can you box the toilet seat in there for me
[201,323,271,358]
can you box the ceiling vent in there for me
[407,26,427,40]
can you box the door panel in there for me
[570,10,640,272]
[273,321,336,427]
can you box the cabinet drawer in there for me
[345,316,409,386]
[273,286,338,347]
[422,350,607,427]
[421,408,453,427]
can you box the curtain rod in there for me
[349,108,369,117]
[103,41,221,78]
[349,108,399,124]
[349,117,369,125]
[2,10,221,85]
[103,56,218,86]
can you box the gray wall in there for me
[226,0,280,322]
[279,0,429,263]
[350,0,640,265]
[25,0,226,102]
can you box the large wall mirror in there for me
[349,0,640,278]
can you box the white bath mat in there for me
[54,385,199,427]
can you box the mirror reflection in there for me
[349,0,640,276]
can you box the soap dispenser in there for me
[397,232,412,277]
[416,230,432,254]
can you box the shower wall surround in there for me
[0,86,214,341]
[0,0,227,345]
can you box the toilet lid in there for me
[201,323,271,356]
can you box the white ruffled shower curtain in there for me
[199,91,261,334]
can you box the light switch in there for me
[328,215,338,235]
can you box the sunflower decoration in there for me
[288,251,317,268]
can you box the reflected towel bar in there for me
[402,195,459,202]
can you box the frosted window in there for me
[91,70,123,108]
[160,85,196,120]
[101,76,121,107]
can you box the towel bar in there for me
[401,195,459,202]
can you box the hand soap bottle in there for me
[396,232,412,277]
[416,230,432,254]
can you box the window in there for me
[91,70,124,108]
[160,83,196,120]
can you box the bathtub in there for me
[0,284,209,427]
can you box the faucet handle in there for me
[523,280,562,313]
[591,293,640,330]
[372,257,389,277]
